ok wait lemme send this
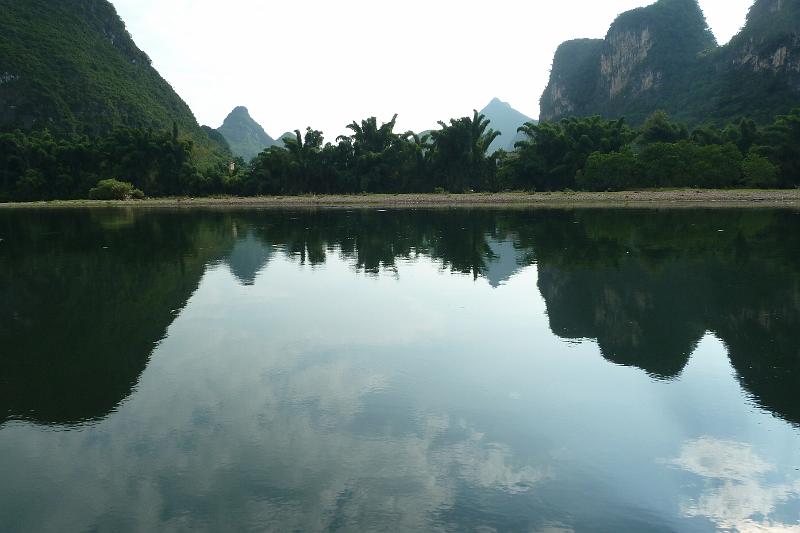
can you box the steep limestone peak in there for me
[230,106,251,116]
[485,97,509,108]
[540,39,604,122]
[603,0,716,64]
[217,106,276,161]
[479,98,534,153]
[737,0,800,40]
[540,0,719,124]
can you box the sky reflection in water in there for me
[0,208,798,532]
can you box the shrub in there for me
[639,142,695,187]
[741,153,779,188]
[14,169,47,201]
[689,143,742,188]
[578,150,642,191]
[88,179,144,200]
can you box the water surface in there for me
[1,208,799,532]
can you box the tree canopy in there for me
[3,109,800,202]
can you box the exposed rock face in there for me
[540,0,800,125]
[540,39,603,122]
[734,42,800,73]
[727,0,800,73]
[600,28,654,98]
[543,84,574,118]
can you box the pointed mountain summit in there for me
[217,107,276,161]
[479,98,536,153]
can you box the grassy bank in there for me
[2,190,800,209]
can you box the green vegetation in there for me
[88,179,143,200]
[567,110,799,191]
[2,0,800,201]
[541,0,800,126]
[217,107,277,162]
[4,109,800,200]
[0,125,220,201]
[0,0,227,167]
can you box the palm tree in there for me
[399,131,432,191]
[338,115,400,154]
[281,127,325,193]
[337,115,402,192]
[429,111,501,192]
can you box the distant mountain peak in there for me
[479,99,535,153]
[217,106,275,161]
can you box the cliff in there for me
[712,0,800,122]
[540,0,800,125]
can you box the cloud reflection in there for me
[666,437,800,532]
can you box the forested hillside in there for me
[540,0,800,125]
[0,0,225,163]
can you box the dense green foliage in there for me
[88,179,144,200]
[217,107,276,161]
[231,111,502,196]
[3,0,798,200]
[503,116,634,191]
[0,125,215,201]
[568,110,792,191]
[0,0,227,166]
[4,108,800,200]
[541,0,800,126]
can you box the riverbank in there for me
[2,190,800,209]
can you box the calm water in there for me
[1,208,799,532]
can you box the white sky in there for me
[110,0,753,139]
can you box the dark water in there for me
[1,208,799,532]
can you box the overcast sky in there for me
[110,0,753,139]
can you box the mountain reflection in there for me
[1,208,798,426]
[0,210,235,424]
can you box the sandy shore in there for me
[2,190,800,209]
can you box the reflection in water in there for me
[531,210,800,426]
[667,438,800,532]
[2,208,799,427]
[0,207,799,531]
[0,210,234,424]
[227,228,274,285]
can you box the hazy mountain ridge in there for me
[217,106,276,161]
[540,0,800,125]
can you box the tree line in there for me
[2,108,800,201]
